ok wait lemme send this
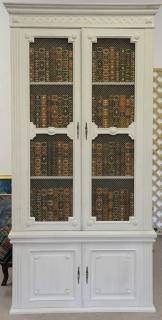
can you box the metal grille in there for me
[92,38,135,83]
[92,86,134,128]
[92,179,134,221]
[30,85,73,128]
[30,134,73,177]
[30,38,73,82]
[31,179,73,222]
[153,68,162,230]
[92,134,134,177]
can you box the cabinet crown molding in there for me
[4,1,161,16]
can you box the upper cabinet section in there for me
[4,2,159,29]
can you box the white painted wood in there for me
[83,242,154,308]
[12,28,81,231]
[11,243,81,309]
[82,28,145,231]
[5,1,159,313]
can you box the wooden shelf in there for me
[30,82,73,86]
[30,176,73,179]
[92,176,134,179]
[92,82,134,85]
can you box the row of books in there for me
[31,140,73,176]
[31,187,73,221]
[30,94,73,128]
[92,187,134,221]
[30,47,73,82]
[92,142,134,176]
[92,95,134,128]
[92,47,135,82]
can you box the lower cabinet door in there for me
[26,243,82,308]
[83,243,149,309]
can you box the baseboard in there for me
[10,305,156,314]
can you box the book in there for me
[29,47,34,82]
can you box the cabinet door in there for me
[20,243,82,308]
[82,28,145,230]
[83,243,146,308]
[12,29,81,230]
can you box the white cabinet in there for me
[5,1,159,314]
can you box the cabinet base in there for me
[10,306,156,314]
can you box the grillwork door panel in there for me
[28,31,80,229]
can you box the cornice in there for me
[4,2,161,16]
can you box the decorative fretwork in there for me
[153,68,162,231]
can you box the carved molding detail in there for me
[29,122,37,140]
[68,34,77,43]
[129,217,138,226]
[67,122,74,140]
[88,34,97,43]
[130,33,140,43]
[10,15,154,28]
[69,218,78,227]
[128,122,135,140]
[24,34,35,43]
[26,217,35,226]
[87,217,96,226]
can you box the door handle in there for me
[86,266,88,284]
[77,266,80,284]
[85,122,88,140]
[77,122,79,139]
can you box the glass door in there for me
[82,29,144,230]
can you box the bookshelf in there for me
[5,1,160,314]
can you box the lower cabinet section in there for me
[11,235,155,313]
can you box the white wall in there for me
[0,0,162,174]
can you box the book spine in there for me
[125,49,131,82]
[119,95,126,128]
[50,47,55,81]
[68,49,73,82]
[125,142,133,176]
[95,187,103,220]
[97,47,103,81]
[102,98,109,128]
[92,143,96,176]
[35,95,40,128]
[102,188,109,220]
[96,143,103,175]
[38,47,46,82]
[55,47,63,82]
[29,47,34,82]
[63,188,71,220]
[112,190,120,221]
[112,95,120,127]
[109,47,116,82]
[92,48,97,82]
[34,48,39,82]
[40,95,48,128]
[115,48,120,82]
[30,94,35,124]
[131,49,135,82]
[34,142,42,176]
[30,141,35,176]
[119,48,125,82]
[41,188,48,221]
[62,49,69,82]
[103,48,109,82]
[47,188,54,221]
[45,49,50,82]
[41,141,48,176]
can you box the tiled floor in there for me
[0,236,162,320]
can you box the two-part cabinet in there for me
[5,1,160,314]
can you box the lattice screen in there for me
[153,68,162,231]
